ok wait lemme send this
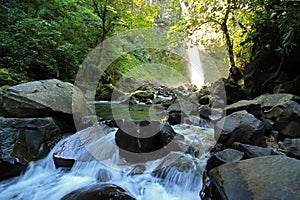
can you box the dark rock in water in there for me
[96,168,112,182]
[206,149,244,172]
[215,110,266,147]
[0,117,61,179]
[61,184,135,200]
[225,100,262,118]
[211,78,247,105]
[129,165,146,175]
[153,153,200,181]
[232,142,281,158]
[0,161,27,180]
[115,120,181,163]
[264,100,300,138]
[199,105,211,119]
[208,155,300,200]
[167,101,198,125]
[279,138,300,159]
[53,157,75,169]
[0,79,89,131]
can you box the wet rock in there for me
[115,120,179,163]
[61,184,135,200]
[232,142,281,158]
[215,110,266,147]
[206,149,244,172]
[153,153,201,182]
[96,168,112,182]
[199,95,210,105]
[129,165,146,175]
[0,161,27,181]
[199,105,211,119]
[225,100,262,118]
[279,138,300,159]
[167,101,198,125]
[0,79,89,131]
[0,117,61,179]
[208,155,300,200]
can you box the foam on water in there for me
[0,124,214,200]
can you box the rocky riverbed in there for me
[0,79,299,199]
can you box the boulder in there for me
[208,155,300,200]
[211,78,247,105]
[268,101,300,138]
[279,138,300,159]
[0,79,89,131]
[232,142,281,158]
[225,100,262,118]
[61,184,135,200]
[215,110,266,147]
[0,117,61,179]
[255,93,300,109]
[153,153,202,187]
[115,120,182,163]
[206,149,244,171]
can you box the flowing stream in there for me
[0,119,215,200]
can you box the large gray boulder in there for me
[208,155,300,200]
[0,117,61,180]
[206,149,244,171]
[232,142,281,158]
[267,101,300,138]
[215,110,266,147]
[225,100,262,118]
[255,93,300,109]
[0,79,89,131]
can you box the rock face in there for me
[61,184,135,200]
[0,117,61,179]
[0,79,89,131]
[215,110,266,147]
[209,155,300,200]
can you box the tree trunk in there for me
[222,0,236,69]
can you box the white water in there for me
[0,124,214,200]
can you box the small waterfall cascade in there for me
[0,123,215,200]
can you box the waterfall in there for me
[179,1,205,87]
